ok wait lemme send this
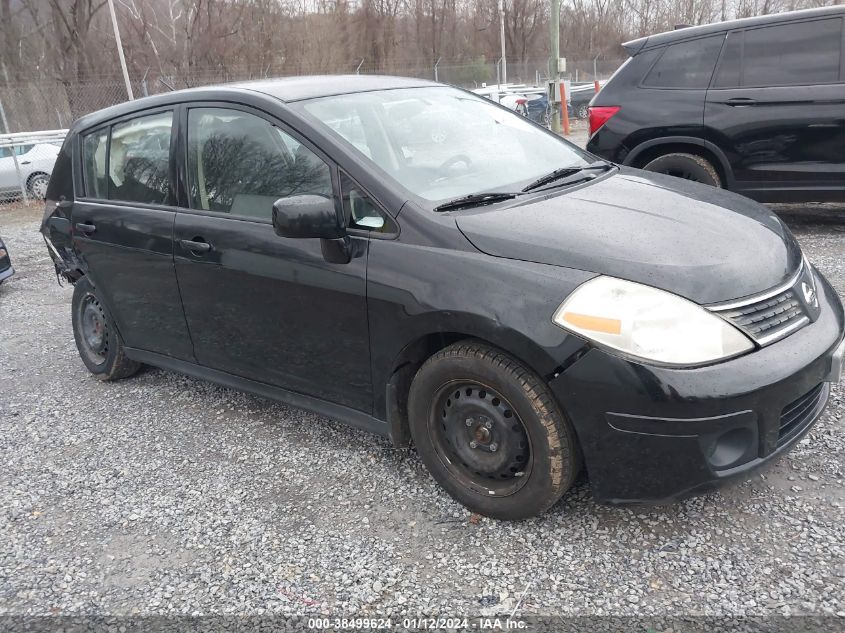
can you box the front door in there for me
[172,105,372,412]
[71,109,195,361]
[704,17,845,196]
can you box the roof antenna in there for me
[674,23,693,30]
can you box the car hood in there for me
[456,168,802,305]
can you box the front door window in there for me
[186,107,333,221]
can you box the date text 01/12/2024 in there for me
[306,617,529,629]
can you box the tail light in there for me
[588,106,620,136]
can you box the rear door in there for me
[72,108,195,360]
[172,104,373,412]
[626,34,724,147]
[704,17,845,197]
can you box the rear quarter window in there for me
[44,136,74,202]
[642,35,725,89]
[82,130,109,199]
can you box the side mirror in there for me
[272,195,344,239]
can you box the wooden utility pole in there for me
[107,0,134,100]
[549,0,560,133]
[499,0,507,85]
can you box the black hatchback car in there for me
[587,6,845,202]
[41,76,844,519]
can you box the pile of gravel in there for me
[0,203,843,622]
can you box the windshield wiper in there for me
[434,191,523,212]
[521,162,613,193]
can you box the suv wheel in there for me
[642,153,721,188]
[576,104,589,119]
[71,276,141,381]
[408,341,580,520]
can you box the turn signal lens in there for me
[561,312,622,335]
[588,106,620,136]
[553,276,754,366]
[0,248,7,259]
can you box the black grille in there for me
[779,383,826,447]
[717,288,808,342]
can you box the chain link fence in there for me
[0,56,625,205]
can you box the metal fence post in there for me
[0,98,29,203]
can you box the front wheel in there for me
[642,152,721,188]
[408,341,580,520]
[71,276,141,381]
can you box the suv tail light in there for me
[588,106,620,136]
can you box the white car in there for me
[0,142,60,200]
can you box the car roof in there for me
[623,6,845,54]
[71,75,440,133]
[229,74,438,101]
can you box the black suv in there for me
[587,6,845,202]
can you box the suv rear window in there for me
[642,35,724,89]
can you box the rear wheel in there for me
[642,152,721,187]
[408,341,580,520]
[576,103,589,119]
[71,276,141,381]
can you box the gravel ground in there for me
[0,198,844,624]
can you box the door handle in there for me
[20,160,31,165]
[179,238,212,254]
[74,222,96,235]
[724,97,757,106]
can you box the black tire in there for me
[642,152,721,187]
[408,341,580,520]
[71,276,141,381]
[576,103,589,119]
[27,173,50,200]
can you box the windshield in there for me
[299,86,591,201]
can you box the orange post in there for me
[559,82,570,136]
[594,79,600,93]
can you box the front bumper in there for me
[0,263,14,283]
[551,270,845,503]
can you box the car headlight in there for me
[552,276,754,365]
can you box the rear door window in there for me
[108,111,173,205]
[740,18,842,87]
[643,35,725,88]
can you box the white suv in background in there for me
[0,142,60,200]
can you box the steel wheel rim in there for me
[29,176,48,199]
[79,293,109,364]
[428,381,533,497]
[662,168,701,182]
